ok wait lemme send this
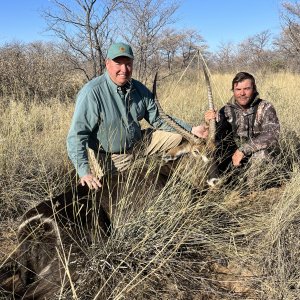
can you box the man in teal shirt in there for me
[67,42,208,189]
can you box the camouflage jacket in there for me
[216,93,280,156]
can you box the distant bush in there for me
[0,41,84,102]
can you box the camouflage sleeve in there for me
[239,103,280,156]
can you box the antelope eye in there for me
[192,148,200,156]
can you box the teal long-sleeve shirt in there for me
[67,71,192,177]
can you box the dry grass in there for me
[1,72,300,299]
[0,99,74,219]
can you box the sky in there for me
[0,0,283,52]
[178,0,283,51]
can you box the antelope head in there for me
[153,65,219,187]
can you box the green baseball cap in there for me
[107,42,134,60]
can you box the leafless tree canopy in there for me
[272,1,300,71]
[43,0,125,80]
[119,0,179,82]
[282,1,300,52]
[211,41,236,73]
[237,30,273,72]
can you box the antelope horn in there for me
[152,73,203,145]
[202,63,216,144]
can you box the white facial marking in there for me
[201,155,209,163]
[206,178,219,187]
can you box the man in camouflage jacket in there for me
[205,72,280,173]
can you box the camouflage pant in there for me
[239,149,276,191]
[248,149,271,172]
[88,129,182,179]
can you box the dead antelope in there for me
[153,64,219,187]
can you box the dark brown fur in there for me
[0,166,168,299]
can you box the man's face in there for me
[233,79,255,108]
[106,56,133,86]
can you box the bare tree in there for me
[281,1,300,52]
[236,30,273,72]
[177,29,207,68]
[273,1,300,71]
[159,28,182,72]
[212,41,237,73]
[43,0,125,80]
[120,0,180,83]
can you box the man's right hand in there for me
[80,173,102,190]
[232,149,245,167]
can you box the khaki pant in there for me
[88,129,182,179]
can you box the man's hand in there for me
[204,110,217,124]
[232,149,245,167]
[80,173,102,190]
[191,124,209,139]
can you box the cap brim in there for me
[110,53,134,60]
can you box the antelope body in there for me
[0,166,168,299]
[0,183,110,299]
